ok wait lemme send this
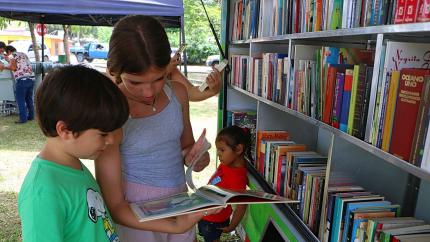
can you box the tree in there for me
[182,0,221,64]
[63,25,71,64]
[0,17,10,30]
[28,22,41,62]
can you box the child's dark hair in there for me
[216,125,252,159]
[35,65,129,137]
[107,15,171,84]
[5,45,16,53]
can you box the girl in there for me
[95,15,219,242]
[198,125,251,242]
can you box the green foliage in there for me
[0,17,10,30]
[97,27,113,43]
[183,0,221,64]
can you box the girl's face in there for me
[216,140,241,167]
[120,65,167,105]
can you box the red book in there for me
[274,144,307,195]
[389,68,430,161]
[404,0,420,23]
[256,131,289,173]
[322,66,338,124]
[394,0,408,24]
[417,0,430,22]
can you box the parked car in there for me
[206,54,220,67]
[8,40,51,62]
[70,42,108,63]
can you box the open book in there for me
[130,185,297,222]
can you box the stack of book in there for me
[320,179,430,242]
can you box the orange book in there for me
[256,130,289,173]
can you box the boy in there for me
[19,65,211,242]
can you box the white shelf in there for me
[231,22,430,44]
[229,85,430,182]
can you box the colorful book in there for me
[390,68,430,161]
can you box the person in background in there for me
[0,41,6,60]
[0,45,35,124]
[97,15,211,242]
[198,125,251,242]
[19,65,213,242]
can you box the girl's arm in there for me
[95,128,205,233]
[170,67,221,102]
[172,81,209,171]
[221,204,248,233]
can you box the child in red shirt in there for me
[198,125,251,242]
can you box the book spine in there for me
[404,0,420,23]
[417,0,430,21]
[332,72,345,129]
[394,0,407,23]
[340,69,354,132]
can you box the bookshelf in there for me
[220,1,430,241]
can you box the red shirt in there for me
[203,163,248,222]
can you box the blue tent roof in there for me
[0,0,184,27]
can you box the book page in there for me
[130,191,222,222]
[185,129,211,191]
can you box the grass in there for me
[0,192,21,242]
[0,115,44,151]
[0,97,240,242]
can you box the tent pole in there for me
[41,18,45,80]
[181,15,187,77]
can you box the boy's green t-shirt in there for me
[18,156,119,242]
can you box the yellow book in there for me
[381,71,400,151]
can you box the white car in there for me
[8,40,51,62]
[206,54,220,67]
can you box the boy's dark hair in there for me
[107,15,171,84]
[0,41,6,49]
[216,125,252,159]
[5,45,16,53]
[36,65,129,137]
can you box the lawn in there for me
[0,96,239,242]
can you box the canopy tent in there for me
[0,0,184,27]
[0,0,188,74]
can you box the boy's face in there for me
[69,129,114,160]
[216,140,240,167]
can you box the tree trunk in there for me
[63,25,71,64]
[28,22,41,62]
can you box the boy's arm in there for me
[221,204,248,233]
[95,128,208,233]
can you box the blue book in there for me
[330,195,384,242]
[340,201,392,242]
[340,69,354,132]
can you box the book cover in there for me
[130,185,297,222]
[256,130,289,173]
[403,0,420,23]
[390,68,430,161]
